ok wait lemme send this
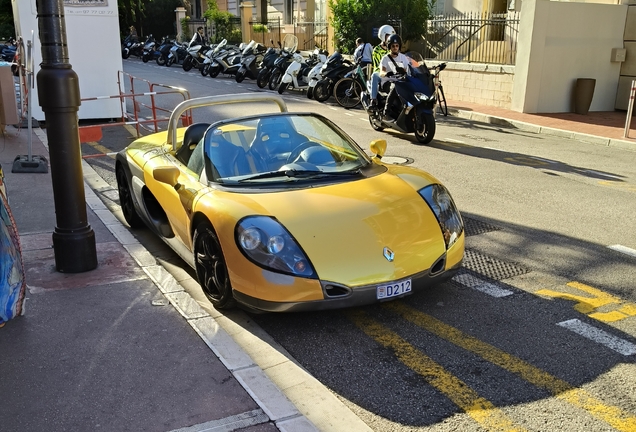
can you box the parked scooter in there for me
[166,41,188,67]
[235,40,266,83]
[268,47,296,90]
[182,40,211,71]
[1,38,17,62]
[255,44,283,88]
[202,39,243,78]
[121,34,142,59]
[312,52,354,102]
[278,47,328,94]
[361,52,437,144]
[155,37,174,66]
[141,34,157,63]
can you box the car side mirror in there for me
[153,166,181,189]
[369,139,387,161]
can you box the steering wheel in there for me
[286,141,324,164]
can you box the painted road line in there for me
[348,310,528,432]
[608,244,636,258]
[452,273,514,298]
[359,118,367,121]
[445,138,466,144]
[329,106,338,111]
[344,112,354,116]
[385,302,636,431]
[557,319,636,356]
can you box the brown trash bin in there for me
[574,78,595,115]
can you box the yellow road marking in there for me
[347,310,527,432]
[84,141,116,159]
[537,282,636,323]
[384,302,636,431]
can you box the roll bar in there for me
[167,93,288,151]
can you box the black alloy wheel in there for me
[116,167,144,228]
[193,222,236,310]
[256,68,270,88]
[414,113,436,144]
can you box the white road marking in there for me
[359,117,367,121]
[557,319,636,356]
[607,244,636,258]
[445,138,465,144]
[344,112,354,116]
[329,106,338,111]
[452,273,514,297]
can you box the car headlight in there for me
[236,216,317,278]
[419,184,463,248]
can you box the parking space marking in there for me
[444,138,466,144]
[348,310,527,432]
[384,302,636,431]
[537,282,636,323]
[608,244,636,258]
[557,319,636,356]
[452,273,514,298]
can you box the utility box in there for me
[11,0,123,121]
[0,65,18,126]
[611,48,627,62]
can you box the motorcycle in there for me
[267,48,296,91]
[153,36,173,65]
[361,52,437,145]
[278,47,328,94]
[166,41,188,67]
[312,52,354,102]
[121,34,142,59]
[255,45,283,88]
[257,34,298,90]
[202,39,243,78]
[182,41,211,72]
[141,34,157,63]
[235,40,266,83]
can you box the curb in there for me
[450,108,636,151]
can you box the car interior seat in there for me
[202,134,252,179]
[249,117,306,171]
[176,123,210,166]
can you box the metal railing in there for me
[247,18,328,51]
[422,11,520,65]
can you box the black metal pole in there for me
[36,0,97,273]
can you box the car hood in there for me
[221,167,448,287]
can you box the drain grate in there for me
[461,248,530,281]
[463,216,502,237]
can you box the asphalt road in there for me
[80,58,636,432]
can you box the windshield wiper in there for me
[238,168,361,182]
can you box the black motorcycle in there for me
[235,40,266,83]
[313,52,354,102]
[1,37,17,62]
[166,41,188,67]
[267,48,295,90]
[255,46,282,88]
[362,52,437,144]
[121,34,142,59]
[153,36,173,65]
[141,35,157,63]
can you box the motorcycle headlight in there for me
[418,184,463,248]
[236,216,317,278]
[414,92,433,101]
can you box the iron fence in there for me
[422,12,520,65]
[247,18,328,51]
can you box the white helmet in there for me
[378,25,396,43]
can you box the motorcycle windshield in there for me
[282,34,298,52]
[242,40,256,55]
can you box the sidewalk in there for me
[0,101,633,432]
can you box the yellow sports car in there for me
[115,94,464,312]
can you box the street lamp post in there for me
[36,0,98,273]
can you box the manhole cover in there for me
[463,216,502,237]
[461,248,530,281]
[382,155,413,165]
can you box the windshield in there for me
[405,51,428,75]
[201,114,371,184]
[282,34,298,52]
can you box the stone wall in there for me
[427,62,515,109]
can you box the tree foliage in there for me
[0,0,15,40]
[203,0,241,44]
[329,0,431,54]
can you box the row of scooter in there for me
[186,35,368,109]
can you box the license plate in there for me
[377,279,412,300]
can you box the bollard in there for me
[624,80,636,139]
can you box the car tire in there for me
[116,166,144,229]
[193,221,236,310]
[414,113,435,144]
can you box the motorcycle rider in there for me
[369,25,395,108]
[190,26,206,48]
[380,34,411,121]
